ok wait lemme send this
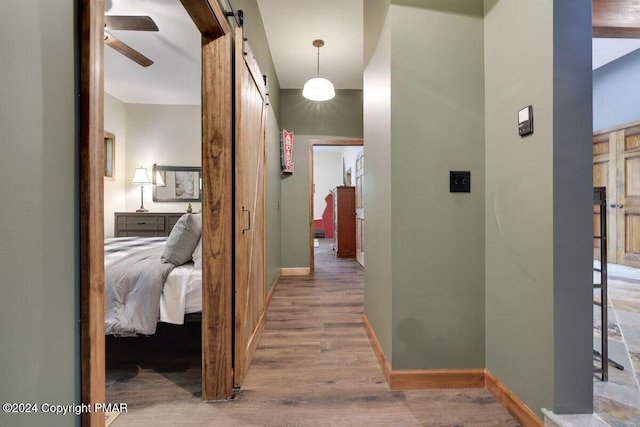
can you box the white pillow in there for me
[192,237,202,262]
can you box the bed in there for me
[104,214,203,336]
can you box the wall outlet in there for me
[450,171,470,193]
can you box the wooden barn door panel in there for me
[593,132,617,260]
[234,27,267,388]
[617,127,640,268]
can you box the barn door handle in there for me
[609,204,616,208]
[618,204,624,209]
[242,207,251,234]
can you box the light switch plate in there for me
[518,105,533,137]
[450,171,470,193]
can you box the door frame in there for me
[308,139,363,273]
[355,148,365,267]
[80,1,233,425]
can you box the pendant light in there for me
[302,39,335,101]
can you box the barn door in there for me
[234,27,267,388]
[355,149,365,267]
[616,126,640,268]
[593,132,617,261]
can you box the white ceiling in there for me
[103,0,639,104]
[104,0,201,105]
[256,0,363,89]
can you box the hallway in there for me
[110,241,517,426]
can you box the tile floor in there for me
[593,262,640,426]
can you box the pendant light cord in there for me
[317,46,320,77]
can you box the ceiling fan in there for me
[104,15,158,67]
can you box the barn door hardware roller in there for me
[225,0,244,27]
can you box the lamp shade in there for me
[302,77,335,102]
[131,167,150,184]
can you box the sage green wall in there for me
[266,107,282,290]
[280,91,363,268]
[280,90,363,139]
[393,0,483,16]
[389,4,485,369]
[0,1,79,426]
[233,0,282,287]
[484,1,554,416]
[233,0,280,123]
[363,0,393,362]
[485,0,592,416]
[280,134,313,268]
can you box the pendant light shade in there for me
[303,39,335,101]
[302,77,335,101]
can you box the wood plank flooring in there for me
[108,240,518,426]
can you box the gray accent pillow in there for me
[161,213,202,266]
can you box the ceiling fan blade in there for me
[104,16,158,31]
[105,33,154,67]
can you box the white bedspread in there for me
[105,237,203,327]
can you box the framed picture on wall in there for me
[104,131,115,180]
[152,164,202,202]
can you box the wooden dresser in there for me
[332,186,356,258]
[114,212,184,237]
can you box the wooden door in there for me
[234,27,267,388]
[355,150,364,267]
[593,132,617,261]
[617,126,640,267]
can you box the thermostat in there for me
[518,105,533,137]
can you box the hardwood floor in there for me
[108,239,517,426]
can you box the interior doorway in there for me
[308,139,363,273]
[593,122,640,268]
[80,1,233,425]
